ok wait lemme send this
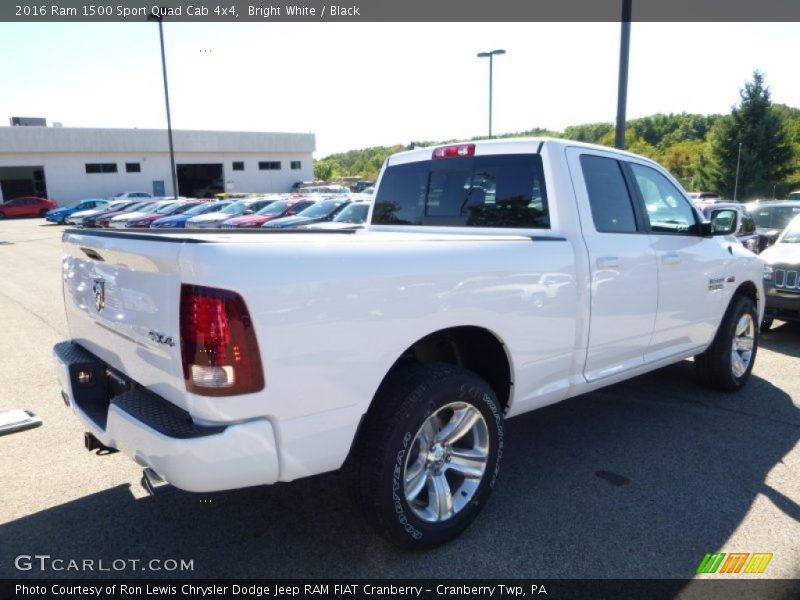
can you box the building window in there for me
[258,161,281,170]
[291,161,302,170]
[85,163,117,174]
[232,161,244,171]
[125,162,141,173]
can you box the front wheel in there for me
[350,363,504,549]
[695,294,758,391]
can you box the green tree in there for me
[660,139,709,189]
[563,122,613,143]
[597,128,659,160]
[313,158,338,181]
[701,71,794,199]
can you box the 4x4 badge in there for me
[92,279,105,313]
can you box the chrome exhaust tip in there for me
[83,431,118,454]
[141,468,172,496]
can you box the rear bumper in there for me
[53,341,280,492]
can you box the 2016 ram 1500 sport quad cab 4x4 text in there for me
[53,139,764,548]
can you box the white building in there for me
[0,125,315,205]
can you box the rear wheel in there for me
[695,295,758,391]
[350,363,504,549]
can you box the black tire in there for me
[0,212,5,220]
[38,209,48,217]
[349,363,504,549]
[695,294,758,391]
[761,318,773,333]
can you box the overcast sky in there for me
[1,22,798,156]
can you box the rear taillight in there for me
[180,285,264,396]
[432,144,475,159]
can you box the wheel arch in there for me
[734,280,759,313]
[344,326,513,465]
[375,325,513,411]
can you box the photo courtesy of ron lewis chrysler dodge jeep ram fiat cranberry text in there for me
[53,138,764,548]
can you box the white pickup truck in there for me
[53,138,764,548]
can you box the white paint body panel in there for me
[56,138,765,491]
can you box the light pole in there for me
[148,10,179,199]
[477,49,505,138]
[734,141,743,202]
[615,0,632,149]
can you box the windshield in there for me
[183,202,217,216]
[333,203,369,223]
[98,202,127,212]
[156,202,184,214]
[123,201,150,212]
[299,200,347,218]
[780,216,800,243]
[221,201,248,215]
[750,205,800,229]
[257,200,292,216]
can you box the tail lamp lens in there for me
[432,144,475,159]
[180,285,264,396]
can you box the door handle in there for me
[662,252,681,265]
[596,256,621,269]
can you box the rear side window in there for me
[580,155,638,233]
[373,154,549,228]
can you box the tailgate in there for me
[61,230,188,410]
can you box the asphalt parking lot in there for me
[0,218,798,581]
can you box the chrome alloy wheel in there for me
[403,402,490,523]
[731,313,755,378]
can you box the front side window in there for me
[373,153,549,228]
[580,155,638,233]
[629,163,697,235]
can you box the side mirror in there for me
[709,209,738,236]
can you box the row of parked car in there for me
[50,194,372,231]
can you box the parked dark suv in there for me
[745,200,800,251]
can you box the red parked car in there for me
[0,196,58,219]
[220,198,317,228]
